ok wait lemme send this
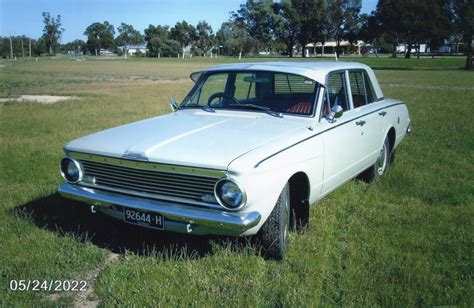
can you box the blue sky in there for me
[0,0,378,43]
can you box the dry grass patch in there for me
[0,95,79,104]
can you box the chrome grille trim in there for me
[68,151,225,178]
[72,155,226,208]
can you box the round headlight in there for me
[60,157,83,183]
[215,179,246,210]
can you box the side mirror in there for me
[328,105,343,122]
[169,98,178,112]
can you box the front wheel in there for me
[258,183,290,260]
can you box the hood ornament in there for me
[122,152,149,161]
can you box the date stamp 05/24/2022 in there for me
[9,280,87,292]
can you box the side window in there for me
[325,72,349,112]
[349,71,367,108]
[190,73,228,105]
[364,72,376,103]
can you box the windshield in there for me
[181,71,321,116]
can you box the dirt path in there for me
[0,95,79,104]
[47,252,120,307]
[73,252,120,307]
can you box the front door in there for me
[320,71,366,196]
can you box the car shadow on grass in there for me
[13,193,254,260]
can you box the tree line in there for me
[1,0,472,69]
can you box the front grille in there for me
[79,159,219,202]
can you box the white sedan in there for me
[59,61,411,259]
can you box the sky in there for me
[0,0,378,43]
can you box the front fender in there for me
[228,131,324,235]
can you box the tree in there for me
[116,23,143,57]
[357,13,379,44]
[41,12,64,54]
[357,13,392,54]
[422,1,452,58]
[272,0,327,57]
[216,20,256,56]
[144,25,181,57]
[293,0,328,57]
[327,0,361,57]
[193,21,214,56]
[84,22,115,55]
[144,25,170,43]
[273,0,299,57]
[232,0,275,52]
[376,0,452,59]
[452,0,473,69]
[62,39,87,55]
[170,21,196,56]
[147,37,163,57]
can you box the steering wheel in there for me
[207,92,239,107]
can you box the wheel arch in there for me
[288,171,310,231]
[387,126,396,152]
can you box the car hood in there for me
[65,109,309,170]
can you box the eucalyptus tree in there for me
[170,21,196,56]
[194,21,215,56]
[232,0,275,52]
[116,23,143,57]
[327,0,361,57]
[84,22,115,55]
[41,12,64,54]
[452,0,473,69]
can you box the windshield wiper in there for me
[228,104,283,118]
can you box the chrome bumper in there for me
[58,183,261,236]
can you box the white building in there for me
[118,45,148,55]
[396,44,428,54]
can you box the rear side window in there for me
[349,71,367,108]
[349,71,376,108]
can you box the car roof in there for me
[194,61,383,99]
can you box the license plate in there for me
[123,208,164,230]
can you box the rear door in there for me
[347,70,385,169]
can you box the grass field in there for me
[1,56,473,306]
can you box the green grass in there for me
[1,56,472,306]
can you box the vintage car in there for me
[59,61,411,259]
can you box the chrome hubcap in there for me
[376,143,388,176]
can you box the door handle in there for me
[355,120,366,126]
[378,111,387,116]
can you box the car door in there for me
[320,71,366,196]
[347,70,385,170]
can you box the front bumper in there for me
[58,183,261,236]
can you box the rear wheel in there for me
[258,183,290,260]
[359,136,391,182]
